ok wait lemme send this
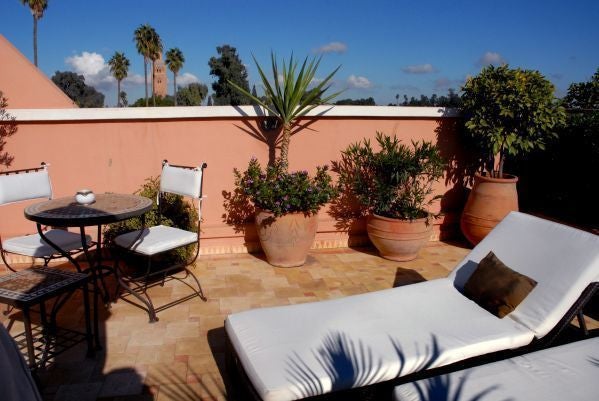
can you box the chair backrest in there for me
[450,211,599,338]
[0,163,52,206]
[160,160,206,199]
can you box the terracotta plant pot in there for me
[366,214,433,261]
[255,209,318,267]
[460,173,518,246]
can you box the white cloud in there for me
[478,51,507,66]
[65,51,113,89]
[347,75,371,89]
[315,41,347,54]
[123,74,145,86]
[176,72,199,86]
[402,64,436,74]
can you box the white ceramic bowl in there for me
[75,189,96,205]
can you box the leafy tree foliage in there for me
[510,68,599,228]
[20,0,47,67]
[208,45,251,105]
[130,95,174,107]
[206,95,213,106]
[134,24,162,106]
[51,71,104,108]
[461,65,565,177]
[335,97,376,105]
[395,89,461,107]
[119,91,128,107]
[0,91,17,167]
[176,83,208,106]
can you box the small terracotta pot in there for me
[460,173,519,246]
[255,209,318,267]
[367,214,433,261]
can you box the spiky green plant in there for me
[229,53,341,169]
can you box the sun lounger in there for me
[225,212,599,401]
[393,337,599,401]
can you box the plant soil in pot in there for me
[255,209,318,267]
[460,173,518,246]
[367,214,433,261]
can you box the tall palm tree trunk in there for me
[32,15,38,67]
[117,80,121,107]
[173,73,178,106]
[143,58,149,106]
[151,61,156,106]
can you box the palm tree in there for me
[108,52,130,107]
[20,0,47,67]
[165,48,185,106]
[133,24,153,106]
[147,30,163,107]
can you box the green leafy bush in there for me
[336,132,445,220]
[103,176,198,264]
[233,158,337,217]
[461,65,565,177]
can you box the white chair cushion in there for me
[449,212,599,338]
[0,168,52,206]
[225,279,534,401]
[114,224,197,256]
[160,163,203,199]
[394,337,599,401]
[2,229,92,258]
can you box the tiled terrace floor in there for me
[1,242,597,401]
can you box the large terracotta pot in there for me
[367,214,433,261]
[255,209,318,267]
[460,173,518,246]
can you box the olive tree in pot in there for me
[229,53,341,267]
[337,132,445,261]
[460,65,565,245]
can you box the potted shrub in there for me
[460,65,565,245]
[337,132,445,261]
[229,53,341,267]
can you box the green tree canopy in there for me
[130,95,174,107]
[460,65,565,176]
[335,97,376,105]
[208,45,250,105]
[51,71,104,108]
[176,82,208,106]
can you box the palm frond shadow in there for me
[150,365,225,401]
[285,333,502,401]
[590,357,599,367]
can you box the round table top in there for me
[24,193,153,227]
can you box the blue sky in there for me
[2,0,598,107]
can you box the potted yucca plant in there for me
[229,53,341,267]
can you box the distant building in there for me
[153,53,167,97]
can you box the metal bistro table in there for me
[24,193,153,350]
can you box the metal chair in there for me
[0,163,92,271]
[113,160,207,322]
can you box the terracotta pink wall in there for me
[0,34,76,109]
[1,112,464,255]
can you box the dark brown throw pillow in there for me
[463,251,537,318]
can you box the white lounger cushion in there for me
[114,225,197,256]
[2,229,91,258]
[394,337,599,401]
[225,278,534,401]
[450,212,599,338]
